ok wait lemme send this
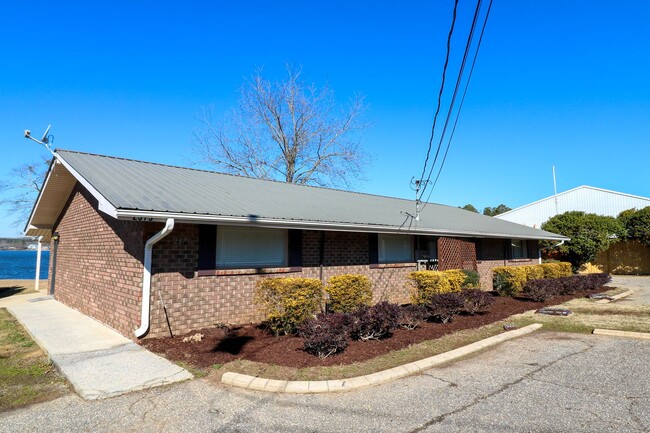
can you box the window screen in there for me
[216,227,287,268]
[378,234,413,263]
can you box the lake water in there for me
[0,250,50,280]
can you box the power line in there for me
[418,0,484,202]
[418,0,460,184]
[421,0,494,210]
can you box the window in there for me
[216,227,287,268]
[415,236,438,261]
[378,234,413,263]
[511,239,528,259]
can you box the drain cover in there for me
[28,296,54,303]
[536,307,572,316]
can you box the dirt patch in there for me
[0,279,46,299]
[141,289,605,370]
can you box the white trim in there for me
[55,154,118,218]
[115,209,568,241]
[24,159,57,232]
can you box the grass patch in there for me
[175,361,208,378]
[209,322,509,382]
[0,308,68,411]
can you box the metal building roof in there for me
[26,150,567,241]
[496,185,650,228]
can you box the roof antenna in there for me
[410,177,431,221]
[24,124,54,155]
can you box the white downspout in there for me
[34,236,43,291]
[135,218,174,338]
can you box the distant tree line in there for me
[460,203,512,216]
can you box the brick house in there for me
[26,150,567,339]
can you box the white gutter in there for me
[135,218,175,338]
[116,210,569,242]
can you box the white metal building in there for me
[495,186,650,228]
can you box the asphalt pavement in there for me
[1,331,647,432]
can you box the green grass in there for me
[0,308,69,411]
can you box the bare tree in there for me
[193,66,370,188]
[0,156,50,227]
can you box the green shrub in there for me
[255,277,323,335]
[408,270,463,305]
[526,266,545,281]
[493,266,529,297]
[461,269,480,289]
[325,274,373,313]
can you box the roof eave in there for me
[116,209,569,241]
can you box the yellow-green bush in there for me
[540,262,573,278]
[325,274,373,313]
[254,277,323,335]
[408,270,464,305]
[494,262,573,296]
[493,266,530,297]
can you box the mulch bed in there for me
[140,288,608,369]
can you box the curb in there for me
[593,328,650,340]
[595,289,634,304]
[221,323,543,393]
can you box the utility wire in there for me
[421,0,494,210]
[418,0,460,185]
[418,0,484,202]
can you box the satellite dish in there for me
[41,125,51,144]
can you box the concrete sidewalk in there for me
[7,299,192,400]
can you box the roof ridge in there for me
[55,148,447,207]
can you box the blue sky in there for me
[1,1,649,237]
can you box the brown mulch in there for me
[140,288,608,369]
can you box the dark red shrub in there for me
[299,313,349,358]
[427,293,464,323]
[398,305,429,330]
[461,289,495,314]
[349,302,401,341]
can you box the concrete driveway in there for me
[1,331,648,433]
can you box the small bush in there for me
[349,302,401,341]
[461,289,495,314]
[526,266,545,281]
[325,274,373,313]
[442,269,467,291]
[398,305,429,330]
[493,266,529,297]
[427,293,464,323]
[299,313,349,358]
[523,273,611,301]
[255,277,323,335]
[461,270,480,289]
[540,262,573,278]
[408,270,463,305]
[524,279,560,302]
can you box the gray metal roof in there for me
[53,150,567,240]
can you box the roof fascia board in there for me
[23,157,58,232]
[55,153,118,218]
[116,210,568,241]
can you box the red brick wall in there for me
[51,185,145,337]
[146,228,416,338]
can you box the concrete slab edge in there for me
[221,323,543,393]
[595,289,634,304]
[592,328,650,340]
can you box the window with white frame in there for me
[216,227,287,268]
[511,239,528,259]
[378,234,413,263]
